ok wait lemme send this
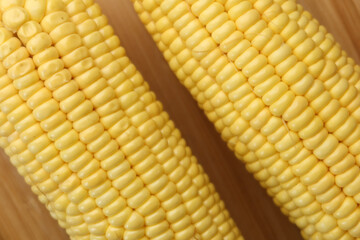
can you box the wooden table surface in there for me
[0,0,359,239]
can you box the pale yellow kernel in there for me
[0,28,13,47]
[8,58,35,79]
[79,123,103,144]
[66,0,87,16]
[38,59,64,80]
[220,31,244,54]
[329,151,354,174]
[144,207,165,227]
[336,165,359,190]
[88,219,108,235]
[106,226,124,240]
[174,226,195,240]
[46,0,65,14]
[308,211,324,225]
[294,38,316,60]
[268,44,292,67]
[61,91,86,113]
[102,195,126,217]
[253,75,279,97]
[335,117,357,142]
[59,173,80,193]
[315,214,336,233]
[343,173,360,197]
[124,211,145,230]
[323,227,345,240]
[212,21,236,44]
[56,34,82,57]
[262,82,288,105]
[243,54,267,77]
[292,154,316,176]
[123,229,145,240]
[146,221,170,238]
[33,47,58,67]
[308,172,334,195]
[303,128,328,150]
[314,134,338,159]
[0,37,21,59]
[88,180,111,200]
[172,215,192,233]
[2,7,29,31]
[108,207,131,227]
[20,123,42,143]
[290,73,314,95]
[27,32,52,55]
[318,99,340,122]
[24,0,46,22]
[53,128,78,150]
[34,98,59,121]
[111,168,136,190]
[235,46,258,69]
[136,196,159,218]
[228,2,252,21]
[83,78,107,100]
[0,0,24,11]
[91,86,116,107]
[318,59,337,81]
[301,161,327,185]
[3,47,29,69]
[49,22,76,43]
[338,208,360,231]
[236,9,261,33]
[41,11,68,33]
[270,91,295,116]
[283,62,307,85]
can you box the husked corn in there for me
[132,0,360,238]
[0,0,242,239]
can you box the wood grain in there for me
[0,0,358,239]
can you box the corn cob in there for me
[133,0,360,238]
[64,1,241,239]
[133,3,323,238]
[0,0,242,239]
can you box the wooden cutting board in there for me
[0,0,359,239]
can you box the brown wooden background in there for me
[0,0,359,239]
